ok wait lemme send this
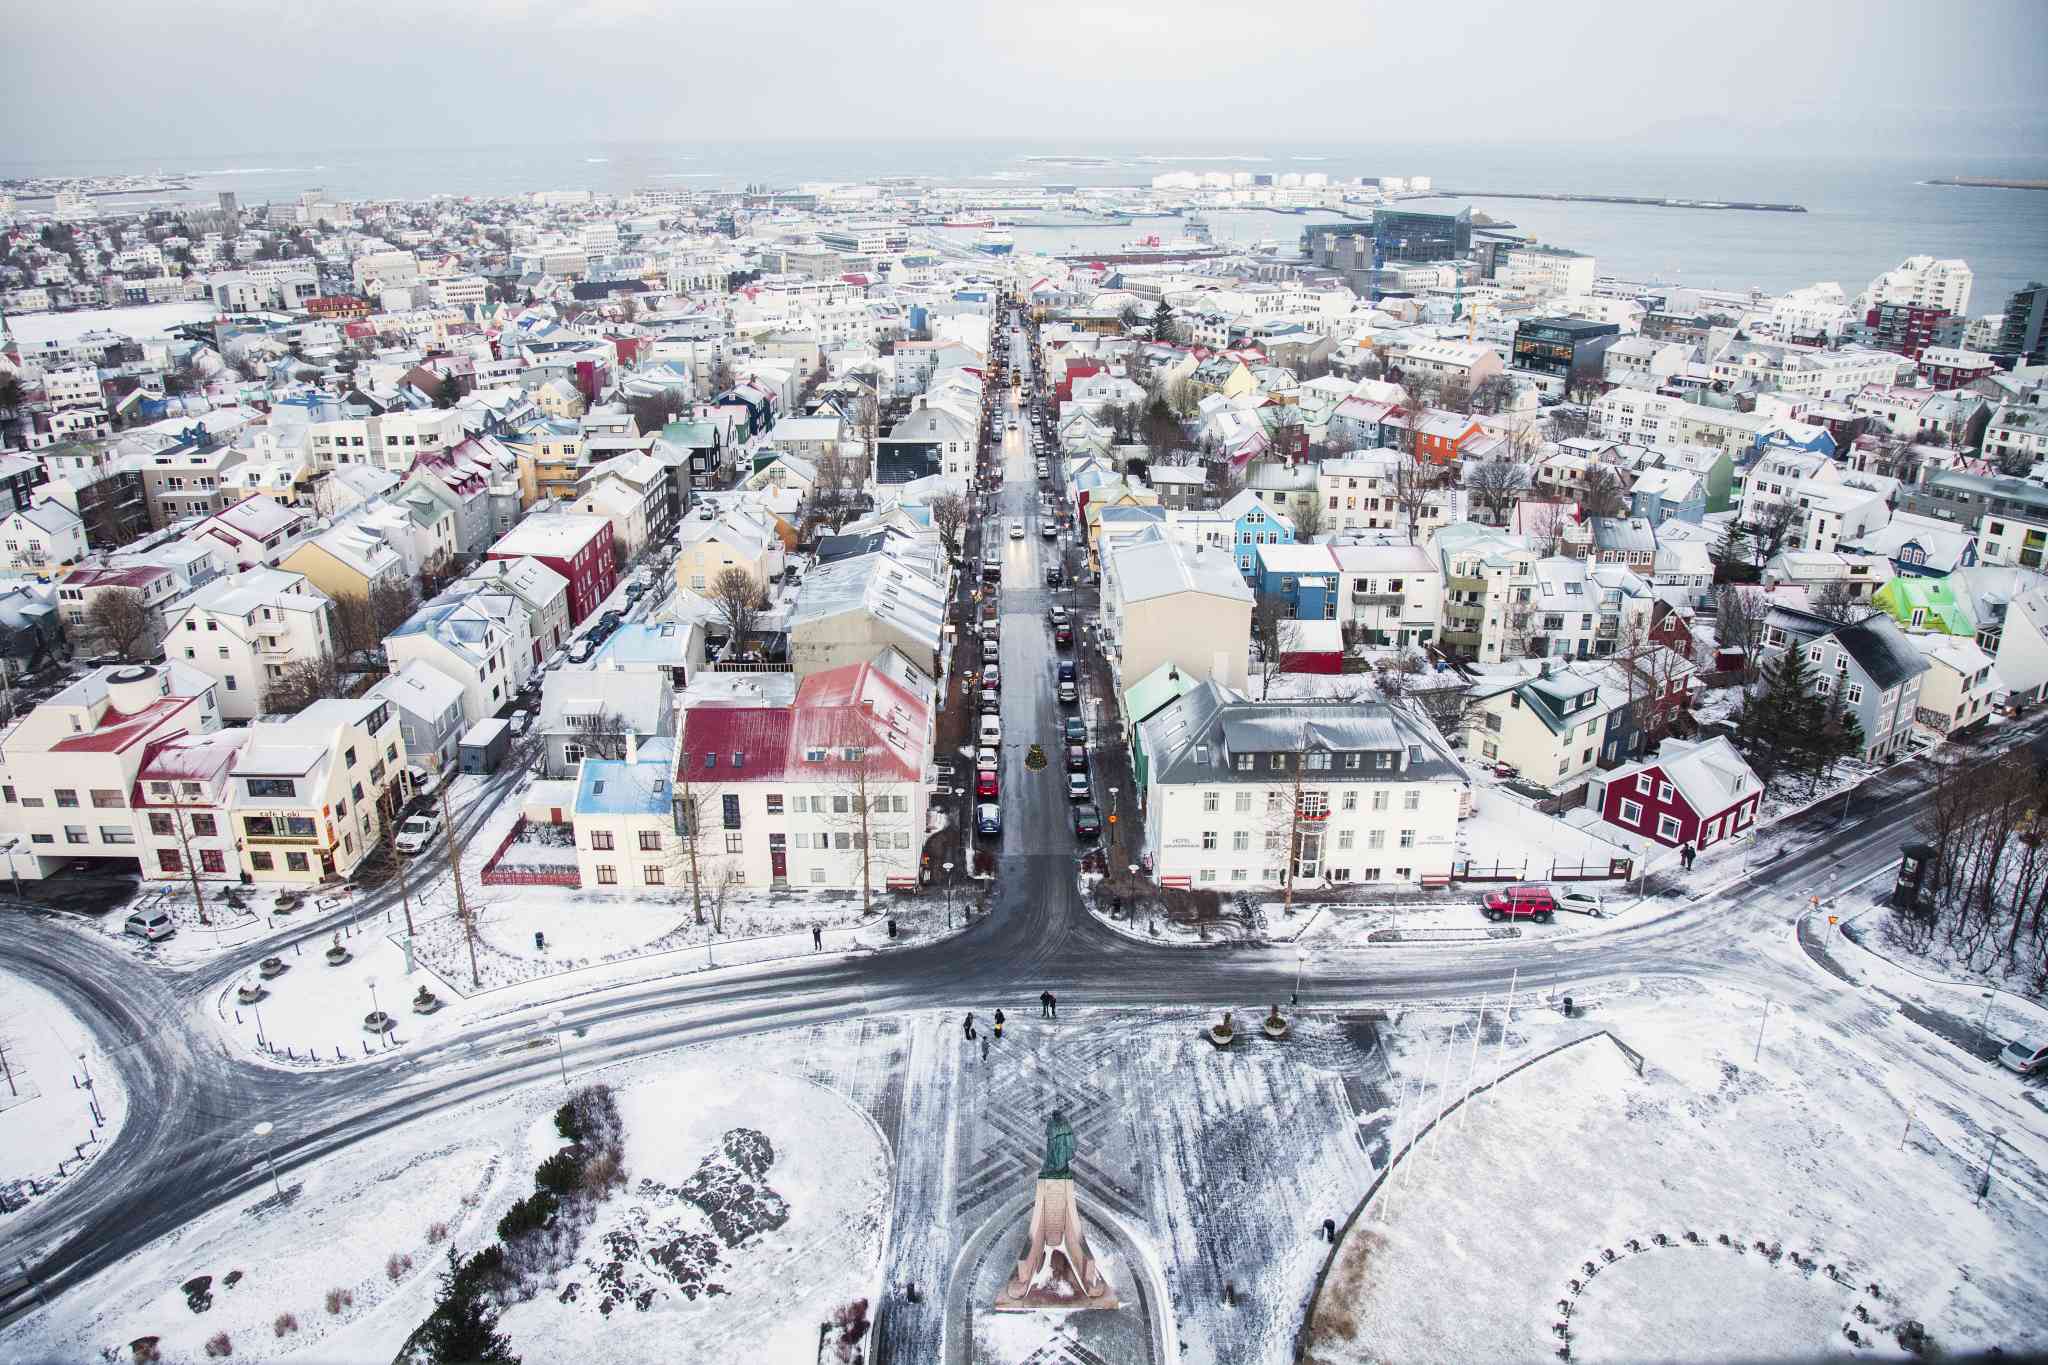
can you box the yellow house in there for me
[533,377,587,420]
[505,420,587,505]
[279,523,408,603]
[1189,356,1257,401]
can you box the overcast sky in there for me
[4,0,2044,162]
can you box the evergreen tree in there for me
[1812,684,1867,782]
[435,375,461,410]
[420,1247,520,1365]
[1736,645,1825,789]
[1150,298,1175,343]
[1711,521,1753,582]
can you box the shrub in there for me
[426,1221,449,1245]
[553,1101,583,1142]
[386,1252,415,1283]
[324,1287,353,1315]
[129,1339,161,1363]
[534,1149,584,1196]
[496,1191,557,1243]
[203,1331,232,1358]
[272,1312,298,1338]
[579,1150,624,1197]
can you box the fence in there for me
[479,817,582,888]
[1451,856,1634,883]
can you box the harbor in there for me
[1435,189,1807,212]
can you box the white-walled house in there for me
[230,694,409,884]
[2,502,90,574]
[383,592,532,725]
[1135,687,1468,890]
[161,568,334,719]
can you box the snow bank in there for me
[0,970,129,1207]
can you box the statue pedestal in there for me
[992,1178,1120,1312]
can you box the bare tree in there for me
[706,566,767,645]
[1714,583,1772,682]
[1251,593,1297,700]
[816,721,913,918]
[668,746,707,923]
[1291,493,1329,543]
[1468,374,1519,416]
[1579,461,1629,519]
[262,654,345,714]
[1521,500,1568,557]
[1745,498,1802,566]
[1391,460,1444,544]
[85,588,159,659]
[928,492,967,559]
[1548,405,1592,441]
[809,449,860,530]
[1434,375,1472,416]
[1808,579,1875,625]
[1467,459,1528,525]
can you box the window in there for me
[158,848,182,873]
[1367,829,1385,849]
[91,789,124,809]
[1202,791,1219,813]
[1635,774,1652,794]
[1337,829,1355,850]
[596,864,618,885]
[250,851,274,871]
[149,812,175,836]
[589,830,615,850]
[1270,754,1285,771]
[1236,754,1253,771]
[192,813,217,838]
[1620,798,1644,825]
[1372,790,1388,812]
[1845,683,1863,704]
[766,793,784,815]
[1657,814,1682,840]
[1403,790,1420,811]
[1398,829,1415,848]
[286,851,311,871]
[724,833,744,854]
[722,794,741,829]
[55,788,78,808]
[643,865,665,885]
[1656,783,1673,803]
[1199,868,1217,883]
[1234,792,1253,813]
[1201,830,1218,850]
[1232,830,1250,852]
[247,778,296,799]
[201,849,225,873]
[1306,750,1331,771]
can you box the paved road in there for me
[0,300,2019,1319]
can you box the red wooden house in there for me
[1588,736,1762,851]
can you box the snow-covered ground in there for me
[1303,978,2048,1363]
[497,1067,889,1361]
[0,969,129,1208]
[0,1051,888,1363]
[1458,785,1634,880]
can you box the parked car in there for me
[1063,716,1087,743]
[976,768,999,799]
[395,813,441,855]
[1046,565,1063,586]
[1041,523,1058,541]
[982,552,1002,580]
[979,714,1002,746]
[977,803,1002,836]
[510,709,534,736]
[1998,1038,2048,1075]
[1057,659,1076,684]
[1049,605,1068,626]
[1067,771,1091,801]
[1555,888,1605,917]
[124,909,175,942]
[983,664,1001,690]
[1071,802,1102,839]
[976,745,999,771]
[1055,623,1073,647]
[1482,885,1557,922]
[1058,679,1077,703]
[982,637,1000,664]
[1065,743,1088,774]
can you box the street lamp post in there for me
[251,1120,284,1199]
[545,1010,569,1090]
[943,861,956,927]
[1979,990,1998,1049]
[1107,786,1120,868]
[1293,948,1309,1006]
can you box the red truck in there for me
[1482,885,1557,923]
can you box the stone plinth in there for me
[992,1178,1119,1312]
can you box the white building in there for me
[1136,687,1467,890]
[231,694,408,884]
[162,568,335,719]
[1862,255,1973,316]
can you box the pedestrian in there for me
[1680,842,1697,871]
[980,1033,990,1062]
[1040,990,1057,1019]
[812,924,822,950]
[993,1008,1005,1040]
[964,1012,977,1040]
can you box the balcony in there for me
[1351,590,1402,607]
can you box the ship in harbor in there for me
[943,218,995,228]
[1015,210,1134,227]
[975,228,1015,256]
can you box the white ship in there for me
[975,228,1015,256]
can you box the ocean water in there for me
[3,139,2043,308]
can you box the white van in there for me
[979,713,1002,746]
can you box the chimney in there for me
[1539,659,1552,679]
[626,730,639,764]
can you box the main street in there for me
[0,303,2002,1321]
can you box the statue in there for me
[1039,1110,1076,1180]
[994,1109,1118,1312]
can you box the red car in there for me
[1482,885,1556,922]
[976,768,999,799]
[1055,624,1073,647]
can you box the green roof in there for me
[1125,661,1201,731]
[1873,575,1973,635]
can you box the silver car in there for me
[1998,1038,2048,1075]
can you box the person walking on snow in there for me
[812,924,823,950]
[963,1012,977,1040]
[980,1033,990,1062]
[993,1008,1005,1040]
[1040,991,1057,1019]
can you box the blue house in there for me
[1221,490,1295,578]
[1253,543,1342,619]
[1628,467,1707,526]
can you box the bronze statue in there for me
[1039,1109,1076,1180]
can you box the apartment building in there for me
[231,695,408,884]
[384,591,533,725]
[162,568,334,720]
[1136,688,1467,890]
[309,409,464,473]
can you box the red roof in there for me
[679,706,795,781]
[63,565,171,590]
[52,696,192,753]
[675,662,927,784]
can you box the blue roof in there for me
[573,741,677,817]
[592,622,695,666]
